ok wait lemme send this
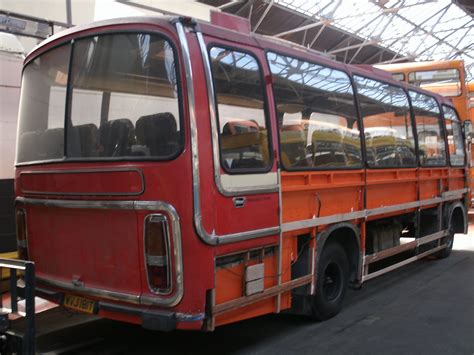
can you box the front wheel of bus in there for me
[311,242,349,321]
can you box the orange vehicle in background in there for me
[375,60,469,120]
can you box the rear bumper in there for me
[36,286,204,331]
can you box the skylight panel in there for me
[274,0,474,80]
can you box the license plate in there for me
[63,294,96,314]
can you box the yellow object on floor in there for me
[1,252,19,279]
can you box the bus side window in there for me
[354,76,416,168]
[443,105,465,166]
[209,47,271,173]
[409,91,446,167]
[266,52,361,170]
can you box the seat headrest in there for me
[135,113,177,143]
[99,118,135,156]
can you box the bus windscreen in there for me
[408,69,461,97]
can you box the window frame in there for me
[408,89,448,168]
[265,48,364,172]
[442,104,466,167]
[353,74,418,169]
[16,29,185,167]
[208,42,274,175]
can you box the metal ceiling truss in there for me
[202,0,474,80]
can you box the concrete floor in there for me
[37,232,474,355]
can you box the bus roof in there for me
[25,14,454,108]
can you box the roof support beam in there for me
[376,4,452,57]
[274,20,329,38]
[252,0,273,33]
[218,0,244,10]
[391,8,474,60]
[308,23,327,48]
[328,40,380,55]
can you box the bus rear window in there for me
[408,69,461,97]
[16,44,71,163]
[17,33,182,164]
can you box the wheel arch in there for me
[445,201,467,234]
[316,222,361,283]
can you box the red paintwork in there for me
[209,11,250,34]
[18,18,215,327]
[19,169,143,196]
[16,16,280,327]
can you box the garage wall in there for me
[0,47,23,253]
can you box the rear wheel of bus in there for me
[311,242,349,321]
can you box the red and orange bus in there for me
[14,13,470,331]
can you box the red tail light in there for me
[16,209,28,260]
[144,214,171,294]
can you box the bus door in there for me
[183,29,286,325]
[193,32,280,247]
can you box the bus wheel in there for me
[435,227,454,259]
[311,242,349,321]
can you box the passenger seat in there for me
[135,113,179,157]
[99,119,135,157]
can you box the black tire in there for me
[311,242,349,321]
[435,228,454,259]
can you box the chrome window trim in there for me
[196,31,278,196]
[176,22,280,245]
[18,198,184,307]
